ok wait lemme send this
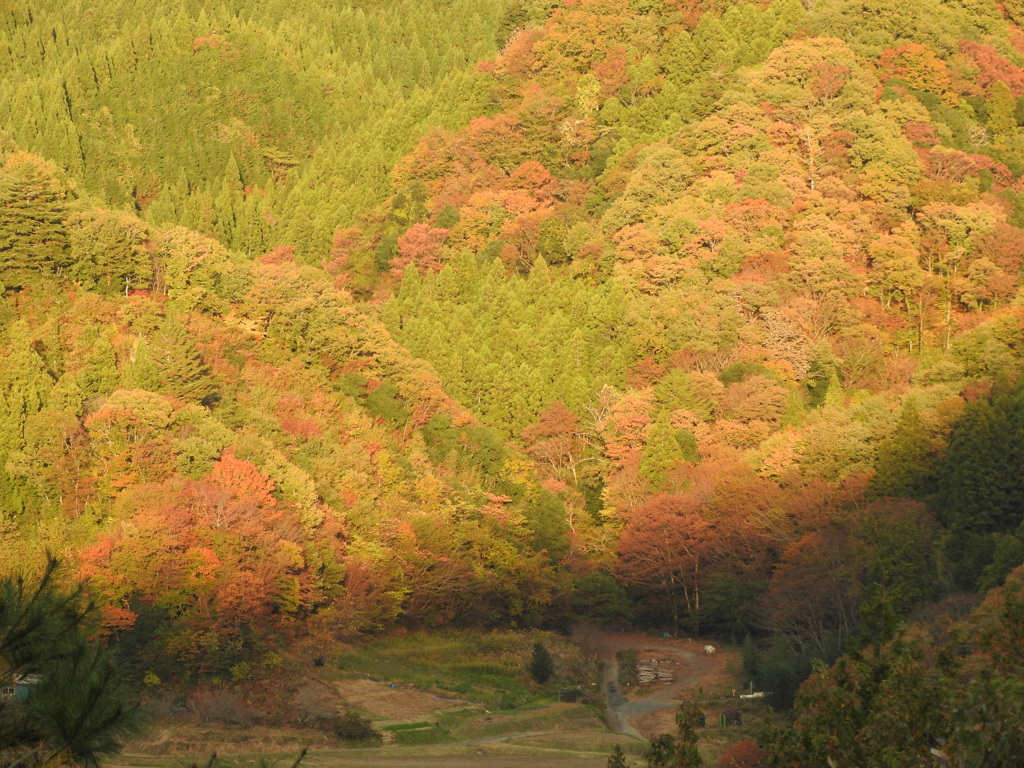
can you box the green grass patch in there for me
[435,707,486,731]
[392,725,453,745]
[336,630,561,710]
[380,721,432,732]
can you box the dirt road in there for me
[573,625,725,740]
[115,628,736,767]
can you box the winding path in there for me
[573,625,717,740]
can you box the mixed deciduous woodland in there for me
[2,0,1024,763]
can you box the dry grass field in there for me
[114,628,770,768]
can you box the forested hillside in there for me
[374,0,1024,648]
[0,0,507,259]
[2,0,1024,761]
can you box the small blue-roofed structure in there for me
[1,673,43,701]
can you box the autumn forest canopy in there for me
[3,0,1024,762]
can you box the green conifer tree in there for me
[823,371,845,409]
[674,428,699,464]
[121,337,161,391]
[987,80,1018,139]
[0,153,71,289]
[529,641,554,683]
[937,381,1024,535]
[78,328,119,397]
[46,373,84,416]
[0,321,53,458]
[936,380,1024,587]
[149,320,216,404]
[65,209,152,295]
[655,369,713,419]
[870,400,935,498]
[640,411,686,488]
[524,489,570,561]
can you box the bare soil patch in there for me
[331,678,474,721]
[573,625,771,765]
[629,645,745,736]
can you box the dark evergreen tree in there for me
[869,401,935,499]
[536,218,568,265]
[644,734,678,768]
[936,380,1024,588]
[524,489,570,561]
[607,744,628,768]
[529,641,554,683]
[0,557,138,768]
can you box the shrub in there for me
[332,709,380,741]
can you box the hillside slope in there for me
[1,0,1024,741]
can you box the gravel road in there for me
[572,625,717,740]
